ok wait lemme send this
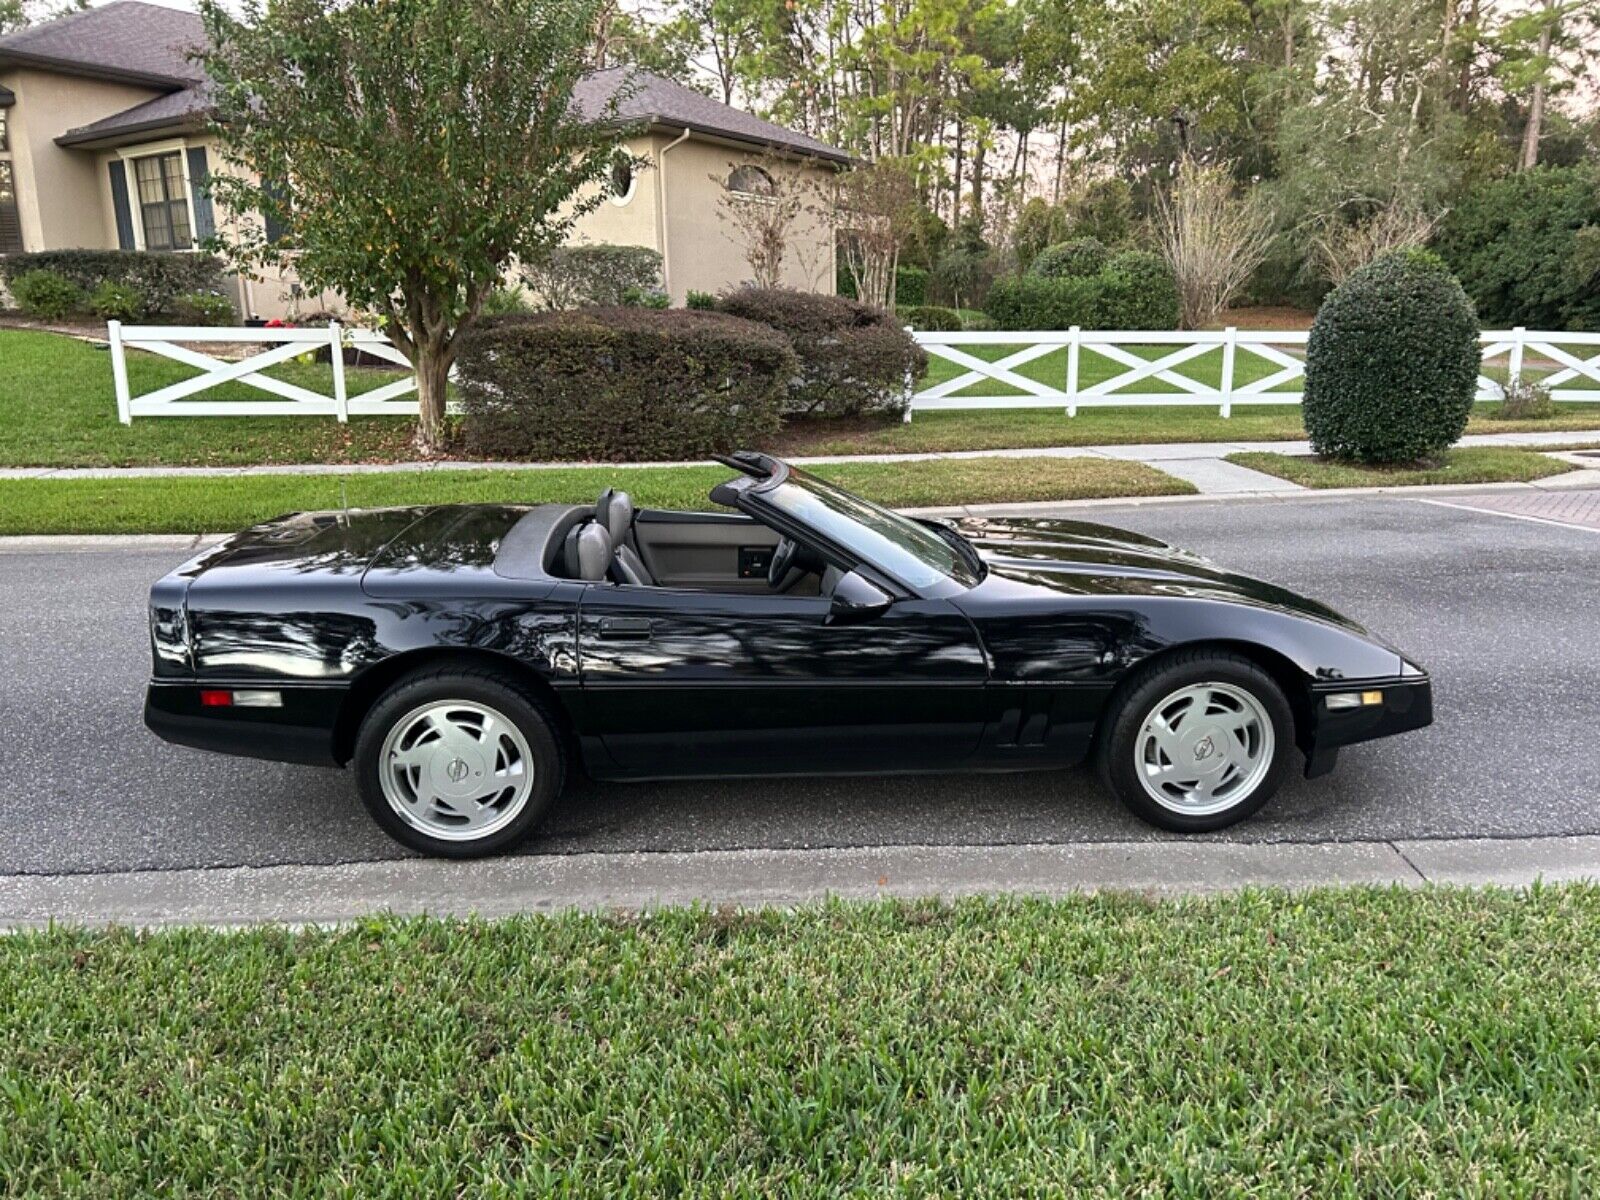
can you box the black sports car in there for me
[145,451,1431,857]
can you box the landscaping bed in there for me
[1228,447,1578,488]
[3,887,1599,1194]
[0,456,1190,536]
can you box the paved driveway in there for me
[1,489,1596,877]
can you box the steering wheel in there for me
[768,536,800,589]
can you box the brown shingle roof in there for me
[0,1,204,86]
[575,68,850,164]
[56,83,212,147]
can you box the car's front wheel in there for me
[353,666,565,858]
[1098,651,1294,832]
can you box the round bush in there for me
[456,309,795,461]
[89,279,147,322]
[1099,251,1179,330]
[900,304,963,331]
[1029,237,1109,280]
[1303,250,1481,464]
[173,291,238,326]
[9,270,85,319]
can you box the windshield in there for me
[758,466,983,590]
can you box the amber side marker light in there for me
[199,690,282,708]
[1326,691,1385,710]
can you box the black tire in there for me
[353,666,566,858]
[1097,650,1295,833]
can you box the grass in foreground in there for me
[3,889,1599,1195]
[0,456,1189,536]
[1229,446,1577,489]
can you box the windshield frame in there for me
[734,460,985,598]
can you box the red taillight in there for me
[200,690,233,707]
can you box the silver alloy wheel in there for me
[1134,682,1274,816]
[378,700,535,842]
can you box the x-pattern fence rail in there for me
[106,321,1600,423]
[907,326,1600,420]
[108,321,418,424]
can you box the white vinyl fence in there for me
[107,320,1600,423]
[108,320,419,423]
[906,326,1600,420]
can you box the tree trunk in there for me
[413,339,453,454]
[1519,23,1552,171]
[970,137,986,226]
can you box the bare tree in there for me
[833,159,921,311]
[1309,202,1441,286]
[1155,159,1275,330]
[713,153,817,289]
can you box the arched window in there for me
[726,165,775,198]
[609,152,636,205]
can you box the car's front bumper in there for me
[1303,674,1433,776]
[144,681,346,768]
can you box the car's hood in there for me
[952,515,1370,635]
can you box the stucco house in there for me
[0,1,846,318]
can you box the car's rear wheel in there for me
[1098,651,1294,832]
[353,667,565,858]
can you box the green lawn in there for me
[4,889,1600,1195]
[1230,446,1578,488]
[0,455,1190,536]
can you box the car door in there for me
[575,582,989,777]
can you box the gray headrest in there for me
[596,488,634,545]
[562,522,612,581]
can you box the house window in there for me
[132,151,192,251]
[726,165,775,197]
[0,110,9,153]
[0,162,21,254]
[608,152,635,205]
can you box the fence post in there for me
[107,320,132,425]
[902,326,916,422]
[1220,326,1237,419]
[1508,326,1526,389]
[1065,325,1081,417]
[329,321,349,423]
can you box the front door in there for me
[576,583,989,777]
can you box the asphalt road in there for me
[2,490,1597,876]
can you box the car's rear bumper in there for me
[1303,675,1432,776]
[144,681,345,768]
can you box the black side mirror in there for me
[827,570,892,625]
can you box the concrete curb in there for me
[4,834,1598,928]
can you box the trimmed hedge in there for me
[1029,236,1109,280]
[834,264,929,309]
[718,287,927,417]
[986,251,1180,331]
[519,245,663,311]
[1432,166,1600,331]
[900,304,963,331]
[1303,249,1481,464]
[0,249,226,316]
[455,309,794,461]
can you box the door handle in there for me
[597,616,653,640]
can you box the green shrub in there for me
[87,279,147,322]
[1100,250,1180,329]
[1029,236,1109,280]
[834,265,927,307]
[172,291,237,326]
[686,290,718,311]
[929,244,996,309]
[900,304,962,331]
[959,309,997,331]
[1303,250,1481,464]
[717,287,927,417]
[621,285,670,309]
[1493,376,1557,420]
[481,286,533,316]
[8,270,85,319]
[984,275,1101,330]
[456,309,794,461]
[0,249,226,315]
[519,244,663,310]
[1432,166,1600,331]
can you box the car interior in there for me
[511,488,839,596]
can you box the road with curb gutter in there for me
[1,485,1597,923]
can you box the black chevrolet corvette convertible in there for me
[146,451,1431,857]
